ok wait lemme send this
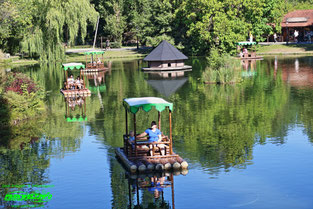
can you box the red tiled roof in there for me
[281,10,313,27]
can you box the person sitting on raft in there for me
[137,121,165,156]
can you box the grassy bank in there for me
[257,44,313,55]
[66,48,148,62]
[0,48,149,68]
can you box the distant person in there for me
[68,75,75,89]
[273,33,277,43]
[97,58,101,64]
[243,48,248,55]
[249,32,253,42]
[294,30,299,42]
[106,39,110,50]
[137,121,165,156]
[75,76,82,89]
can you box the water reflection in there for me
[125,172,184,209]
[280,57,313,88]
[2,57,313,208]
[145,70,190,97]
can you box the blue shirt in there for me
[145,128,161,142]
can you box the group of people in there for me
[239,48,249,57]
[128,121,168,156]
[67,96,85,110]
[64,75,84,90]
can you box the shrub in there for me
[0,72,45,124]
[202,50,242,84]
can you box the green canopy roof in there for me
[124,97,173,114]
[84,51,105,55]
[237,41,257,46]
[65,116,87,122]
[62,63,85,71]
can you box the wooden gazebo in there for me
[142,40,192,71]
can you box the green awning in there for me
[65,116,87,122]
[84,51,105,55]
[237,42,257,46]
[88,85,106,93]
[123,97,173,114]
[62,63,85,71]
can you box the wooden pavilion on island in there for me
[83,51,108,72]
[115,97,188,173]
[60,63,91,98]
[142,40,192,71]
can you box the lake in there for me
[1,56,313,209]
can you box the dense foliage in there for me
[1,0,310,58]
[0,72,45,125]
[0,0,98,60]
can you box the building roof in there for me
[144,40,188,61]
[281,10,313,27]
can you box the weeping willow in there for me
[20,0,98,61]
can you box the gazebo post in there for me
[125,108,128,155]
[83,67,86,88]
[158,111,161,131]
[65,70,68,88]
[134,113,137,157]
[85,54,87,68]
[169,109,173,154]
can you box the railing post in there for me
[169,110,173,154]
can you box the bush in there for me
[202,50,242,84]
[0,72,45,125]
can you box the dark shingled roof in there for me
[144,40,188,61]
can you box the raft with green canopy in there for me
[84,50,107,71]
[116,97,189,173]
[61,63,91,98]
[236,42,263,60]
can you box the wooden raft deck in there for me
[115,147,188,173]
[60,89,91,98]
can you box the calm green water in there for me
[1,56,313,209]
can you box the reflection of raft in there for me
[60,89,91,98]
[116,97,188,173]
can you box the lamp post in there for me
[286,21,289,45]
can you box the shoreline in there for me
[2,44,313,68]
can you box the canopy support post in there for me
[171,173,175,209]
[158,111,161,131]
[85,55,87,69]
[134,113,137,157]
[169,109,173,154]
[125,108,128,156]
